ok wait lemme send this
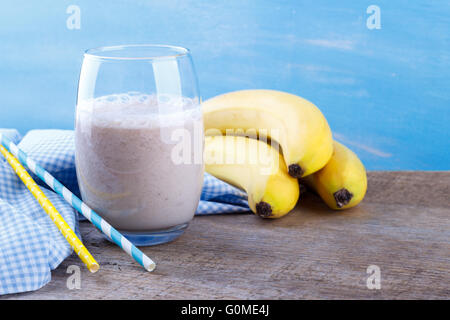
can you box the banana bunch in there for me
[203,89,333,178]
[203,89,367,217]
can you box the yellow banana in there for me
[204,135,299,218]
[304,141,367,210]
[202,89,333,178]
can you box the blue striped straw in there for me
[0,133,156,272]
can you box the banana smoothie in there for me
[75,93,203,232]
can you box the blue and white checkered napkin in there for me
[0,128,249,295]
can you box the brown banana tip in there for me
[255,201,272,218]
[288,164,304,178]
[333,188,354,208]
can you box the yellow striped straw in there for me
[0,145,99,273]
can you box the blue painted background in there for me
[0,1,448,170]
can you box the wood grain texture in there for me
[3,171,449,300]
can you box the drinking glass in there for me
[75,45,204,246]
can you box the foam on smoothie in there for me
[77,93,200,128]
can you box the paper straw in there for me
[0,133,156,272]
[0,145,99,273]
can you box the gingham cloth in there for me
[0,129,249,295]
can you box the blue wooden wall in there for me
[0,1,448,170]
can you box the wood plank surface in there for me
[3,171,449,299]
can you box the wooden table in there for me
[4,172,449,299]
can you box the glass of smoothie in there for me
[75,45,204,246]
